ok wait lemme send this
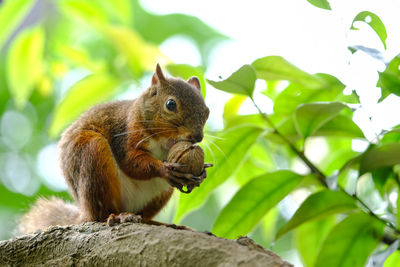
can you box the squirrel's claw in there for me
[169,169,202,181]
[107,212,142,226]
[204,163,213,168]
[198,169,207,181]
[165,171,202,194]
[163,162,184,169]
[162,162,210,194]
[166,172,201,186]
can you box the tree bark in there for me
[0,222,292,266]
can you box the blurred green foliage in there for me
[1,0,400,266]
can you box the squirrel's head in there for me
[139,64,209,146]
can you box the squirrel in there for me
[19,64,210,234]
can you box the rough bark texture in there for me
[0,222,292,267]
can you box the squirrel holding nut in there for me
[19,64,211,234]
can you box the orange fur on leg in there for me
[60,130,122,222]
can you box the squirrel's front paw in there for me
[107,212,142,226]
[161,162,213,193]
[161,163,200,192]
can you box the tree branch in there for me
[0,222,292,266]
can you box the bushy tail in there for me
[19,197,80,235]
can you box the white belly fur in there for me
[117,167,171,213]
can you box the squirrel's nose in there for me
[189,133,203,143]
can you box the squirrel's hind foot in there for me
[107,212,142,226]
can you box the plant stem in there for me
[394,169,400,187]
[353,190,400,234]
[251,98,327,186]
[251,98,400,239]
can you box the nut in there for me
[167,141,204,176]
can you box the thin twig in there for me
[394,168,400,187]
[250,98,327,186]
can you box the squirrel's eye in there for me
[166,99,177,112]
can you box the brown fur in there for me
[19,64,209,234]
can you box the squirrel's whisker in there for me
[204,133,225,140]
[135,129,175,149]
[202,141,215,165]
[132,120,173,126]
[114,127,174,137]
[207,137,229,163]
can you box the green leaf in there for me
[296,217,335,267]
[234,139,275,185]
[371,167,393,196]
[91,0,132,25]
[49,73,119,137]
[132,0,227,65]
[6,26,45,109]
[252,56,326,89]
[359,143,400,175]
[276,190,358,238]
[384,250,400,267]
[320,139,359,176]
[166,64,206,97]
[102,25,161,77]
[0,0,35,49]
[56,44,106,72]
[260,207,279,247]
[223,95,247,123]
[267,114,363,145]
[307,0,331,10]
[225,114,265,130]
[378,72,400,101]
[61,0,109,26]
[207,65,256,97]
[398,190,400,227]
[315,213,385,267]
[212,170,304,239]
[294,102,348,138]
[175,125,263,223]
[314,114,364,138]
[377,55,400,102]
[262,80,279,100]
[351,11,387,49]
[273,73,349,115]
[381,127,400,143]
[348,46,357,54]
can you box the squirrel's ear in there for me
[187,76,201,90]
[152,63,166,85]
